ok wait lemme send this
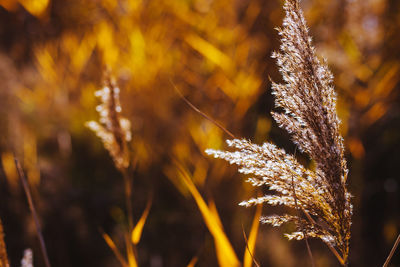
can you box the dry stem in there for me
[170,81,235,139]
[15,157,52,267]
[383,234,400,267]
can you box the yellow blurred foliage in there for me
[1,152,18,190]
[1,0,399,265]
[131,198,152,245]
[383,221,398,244]
[347,138,365,160]
[23,129,40,186]
[0,0,49,17]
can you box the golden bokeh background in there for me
[0,0,399,266]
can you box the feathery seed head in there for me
[86,72,131,171]
[206,0,352,264]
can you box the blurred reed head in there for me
[86,70,132,171]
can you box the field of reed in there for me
[0,0,399,266]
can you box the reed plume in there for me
[86,71,132,171]
[206,0,352,264]
[86,71,145,267]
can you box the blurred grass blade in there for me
[208,200,223,229]
[243,205,261,267]
[184,34,233,73]
[15,158,51,267]
[176,163,240,267]
[125,234,138,267]
[101,231,129,267]
[24,0,50,17]
[1,152,18,190]
[8,0,50,18]
[0,0,18,11]
[131,197,152,245]
[186,255,198,267]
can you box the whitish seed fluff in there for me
[86,72,131,170]
[20,249,33,267]
[206,0,352,264]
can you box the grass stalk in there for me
[100,229,129,267]
[300,207,345,266]
[242,224,260,267]
[15,157,52,267]
[122,168,138,267]
[171,81,235,139]
[383,234,400,267]
[122,169,134,233]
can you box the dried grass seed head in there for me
[86,73,131,170]
[206,0,352,263]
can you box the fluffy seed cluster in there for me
[86,73,131,170]
[206,0,352,263]
[20,249,33,267]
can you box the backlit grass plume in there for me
[206,0,352,265]
[86,71,151,267]
[86,71,132,171]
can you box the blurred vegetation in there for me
[0,0,399,266]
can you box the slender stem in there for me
[125,233,137,267]
[383,234,400,267]
[122,169,134,231]
[325,242,345,266]
[241,223,260,267]
[0,218,10,267]
[294,196,345,265]
[304,237,315,267]
[122,167,138,267]
[299,206,345,265]
[100,229,129,267]
[15,158,52,267]
[170,80,236,139]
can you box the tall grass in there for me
[207,0,352,265]
[86,71,151,267]
[2,0,400,266]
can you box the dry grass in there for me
[87,71,153,267]
[207,0,352,265]
[1,0,400,266]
